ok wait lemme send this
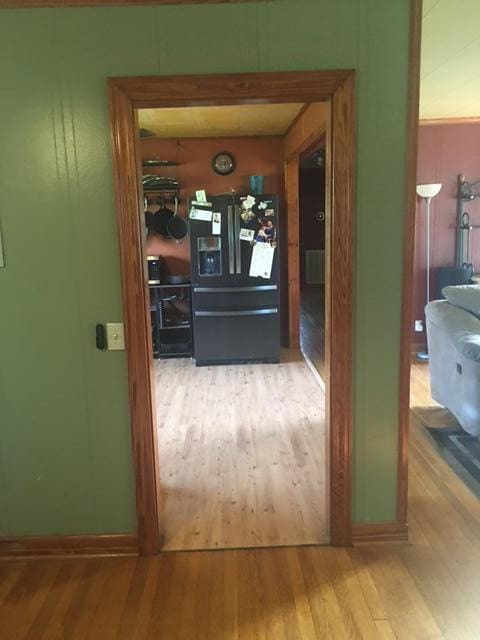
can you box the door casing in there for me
[108,70,356,554]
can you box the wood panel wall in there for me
[413,122,480,346]
[284,103,330,161]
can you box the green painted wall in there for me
[0,0,411,536]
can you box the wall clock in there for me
[212,152,235,176]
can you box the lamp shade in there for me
[416,183,442,199]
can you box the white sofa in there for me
[426,285,480,437]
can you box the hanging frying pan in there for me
[167,215,189,242]
[151,198,175,237]
[145,211,156,229]
[166,197,189,242]
[150,197,189,242]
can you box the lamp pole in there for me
[425,194,432,306]
[416,183,442,361]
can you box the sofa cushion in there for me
[442,284,480,319]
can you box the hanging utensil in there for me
[166,195,189,243]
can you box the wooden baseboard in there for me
[0,533,139,558]
[351,522,409,545]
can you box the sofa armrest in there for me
[455,332,480,363]
[426,300,480,363]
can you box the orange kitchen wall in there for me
[142,135,285,276]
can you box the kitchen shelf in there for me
[158,324,191,331]
[149,283,192,359]
[149,282,190,289]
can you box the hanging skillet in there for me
[151,197,189,242]
[166,196,189,243]
[151,198,175,237]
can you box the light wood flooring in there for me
[2,363,480,638]
[155,351,328,551]
[410,358,459,428]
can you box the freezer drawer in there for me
[193,308,280,365]
[193,285,279,310]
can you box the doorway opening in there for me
[108,70,355,554]
[299,143,327,382]
[139,102,329,551]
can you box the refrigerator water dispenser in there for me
[198,237,222,276]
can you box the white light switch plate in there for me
[106,323,125,350]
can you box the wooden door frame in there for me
[288,130,329,352]
[108,70,355,555]
[397,0,423,534]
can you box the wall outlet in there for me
[415,320,424,333]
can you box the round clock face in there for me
[212,152,235,176]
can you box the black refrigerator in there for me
[189,194,280,366]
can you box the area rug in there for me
[411,405,459,430]
[418,413,480,499]
[411,405,480,498]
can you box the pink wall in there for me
[413,123,480,344]
[142,136,285,276]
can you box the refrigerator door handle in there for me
[195,308,278,317]
[234,205,242,274]
[227,205,234,274]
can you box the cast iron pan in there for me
[151,204,174,236]
[167,214,189,242]
[151,197,189,242]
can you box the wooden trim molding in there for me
[329,73,355,546]
[420,116,480,126]
[351,522,409,545]
[285,157,300,350]
[284,129,328,350]
[284,103,310,137]
[285,130,327,166]
[109,83,162,556]
[108,70,356,551]
[0,534,139,558]
[0,0,253,7]
[110,70,353,110]
[397,0,423,530]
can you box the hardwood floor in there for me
[300,287,325,380]
[2,364,480,638]
[155,351,328,551]
[410,358,436,411]
[409,358,459,429]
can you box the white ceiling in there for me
[421,0,480,120]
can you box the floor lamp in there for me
[416,183,442,360]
